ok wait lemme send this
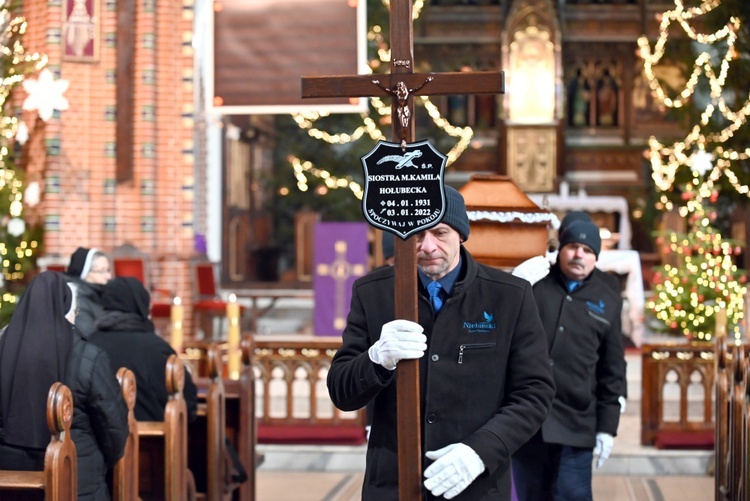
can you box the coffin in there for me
[459,174,555,268]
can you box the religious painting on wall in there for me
[508,25,555,124]
[565,61,622,128]
[62,0,99,62]
[506,127,556,192]
[596,67,620,127]
[567,67,591,127]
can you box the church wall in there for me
[20,0,200,331]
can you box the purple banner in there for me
[313,222,370,336]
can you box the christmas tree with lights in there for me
[639,0,749,341]
[648,183,747,342]
[0,5,48,323]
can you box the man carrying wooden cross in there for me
[327,186,555,500]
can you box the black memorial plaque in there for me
[361,140,446,239]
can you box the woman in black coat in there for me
[89,276,198,423]
[0,271,128,500]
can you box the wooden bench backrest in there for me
[728,345,746,501]
[238,335,257,501]
[715,336,730,500]
[204,343,228,500]
[0,382,78,501]
[138,355,193,501]
[186,335,257,501]
[113,367,138,501]
[742,357,750,501]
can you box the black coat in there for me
[69,278,105,338]
[328,248,555,500]
[89,314,198,423]
[64,334,130,500]
[532,261,625,448]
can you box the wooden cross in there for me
[302,1,504,499]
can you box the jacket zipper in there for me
[458,343,496,364]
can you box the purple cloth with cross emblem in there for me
[313,222,370,336]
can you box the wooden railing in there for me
[641,342,716,448]
[252,335,366,444]
[184,335,366,446]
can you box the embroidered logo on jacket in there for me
[586,300,606,315]
[463,311,496,333]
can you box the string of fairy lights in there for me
[285,0,473,199]
[637,0,750,198]
[640,0,748,341]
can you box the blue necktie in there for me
[568,281,580,292]
[427,281,443,312]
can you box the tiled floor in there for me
[256,471,714,501]
[254,352,716,500]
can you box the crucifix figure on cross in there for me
[311,2,555,500]
[372,76,433,149]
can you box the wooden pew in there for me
[137,355,195,501]
[190,342,240,501]
[743,358,750,500]
[234,335,257,500]
[184,335,257,501]
[112,367,138,501]
[727,345,746,501]
[715,336,730,500]
[0,382,77,500]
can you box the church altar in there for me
[527,188,633,250]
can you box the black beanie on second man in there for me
[559,220,601,258]
[440,186,470,241]
[559,210,592,236]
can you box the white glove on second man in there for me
[368,319,426,370]
[424,443,485,499]
[619,396,627,414]
[511,255,551,285]
[594,432,614,468]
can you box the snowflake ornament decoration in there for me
[22,69,70,122]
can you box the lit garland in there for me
[286,155,364,200]
[638,0,750,197]
[288,0,474,194]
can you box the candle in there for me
[171,296,184,353]
[714,307,727,338]
[226,293,241,380]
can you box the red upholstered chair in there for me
[192,261,244,340]
[111,249,173,335]
[37,254,69,273]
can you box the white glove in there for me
[424,443,485,499]
[594,432,614,468]
[619,396,627,414]
[512,255,551,285]
[368,319,426,370]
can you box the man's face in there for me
[558,242,597,282]
[416,223,462,280]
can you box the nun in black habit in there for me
[0,271,128,500]
[90,276,198,423]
